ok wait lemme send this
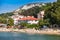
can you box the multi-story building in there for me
[11,14,38,25]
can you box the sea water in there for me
[0,32,60,40]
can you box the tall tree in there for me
[44,0,60,26]
[8,18,14,26]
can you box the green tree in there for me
[26,24,39,29]
[8,18,14,26]
[38,19,49,26]
[43,0,60,26]
[20,6,41,18]
[0,12,13,18]
[20,22,28,27]
[0,17,7,24]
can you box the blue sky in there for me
[0,0,57,13]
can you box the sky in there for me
[0,0,57,13]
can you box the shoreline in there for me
[0,28,60,35]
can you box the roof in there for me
[19,16,37,20]
[19,18,27,20]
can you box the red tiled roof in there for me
[19,18,27,20]
[19,16,37,20]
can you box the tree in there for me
[20,6,41,18]
[26,24,39,29]
[0,12,13,18]
[43,0,60,26]
[8,18,14,26]
[0,17,7,24]
[57,0,60,2]
[19,22,28,27]
[38,19,49,26]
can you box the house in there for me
[11,14,24,25]
[37,11,44,20]
[18,16,38,24]
[11,15,38,25]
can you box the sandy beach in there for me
[0,28,60,35]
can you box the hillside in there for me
[0,3,45,18]
[13,3,45,18]
[14,3,45,12]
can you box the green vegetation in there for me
[0,17,7,24]
[43,0,60,26]
[0,12,13,18]
[20,6,41,18]
[7,18,14,26]
[26,24,39,29]
[19,22,28,27]
[0,12,14,26]
[38,19,49,26]
[19,22,39,29]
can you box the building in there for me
[11,15,38,25]
[18,16,38,24]
[37,11,44,20]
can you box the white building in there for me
[11,15,38,25]
[37,11,45,20]
[11,14,24,25]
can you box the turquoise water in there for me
[0,32,60,40]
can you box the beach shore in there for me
[0,28,60,35]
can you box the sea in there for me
[0,32,60,40]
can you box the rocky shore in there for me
[0,28,60,35]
